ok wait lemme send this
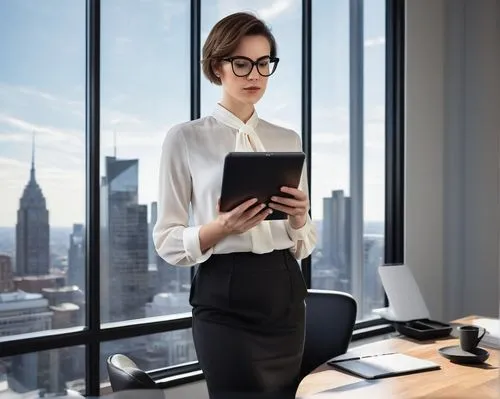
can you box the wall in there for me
[445,0,500,320]
[405,0,446,320]
[406,0,500,321]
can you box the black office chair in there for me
[300,289,357,379]
[106,354,164,398]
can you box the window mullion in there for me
[301,0,312,287]
[349,0,365,316]
[85,0,101,395]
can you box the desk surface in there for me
[296,316,500,399]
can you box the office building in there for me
[68,224,85,292]
[15,136,50,277]
[100,156,149,322]
[317,190,352,292]
[0,255,14,293]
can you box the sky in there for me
[0,0,386,227]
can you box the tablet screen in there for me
[219,152,305,220]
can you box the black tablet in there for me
[219,152,306,220]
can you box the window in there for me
[310,0,351,295]
[100,0,191,324]
[0,0,86,339]
[362,0,387,317]
[310,0,387,320]
[0,346,85,396]
[0,0,404,395]
[100,330,196,386]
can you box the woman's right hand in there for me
[198,198,272,253]
[216,198,272,235]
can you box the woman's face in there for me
[217,35,273,107]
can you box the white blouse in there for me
[153,104,317,267]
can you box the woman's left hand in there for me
[268,186,309,229]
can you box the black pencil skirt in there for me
[189,250,308,399]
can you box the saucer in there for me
[438,345,489,364]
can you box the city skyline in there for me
[0,148,384,394]
[0,0,387,227]
[0,1,388,395]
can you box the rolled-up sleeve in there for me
[286,133,317,260]
[152,126,213,267]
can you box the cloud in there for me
[38,166,82,181]
[0,84,85,119]
[160,0,190,33]
[273,103,288,113]
[102,110,145,127]
[0,114,83,149]
[0,133,29,143]
[365,139,384,151]
[0,83,148,129]
[115,36,132,46]
[0,83,151,150]
[109,93,129,106]
[0,84,85,117]
[16,85,83,108]
[100,129,167,149]
[364,36,385,47]
[263,117,297,131]
[257,0,293,20]
[365,105,385,124]
[213,0,294,22]
[312,132,348,145]
[113,36,134,55]
[313,106,349,123]
[0,157,31,198]
[0,156,27,170]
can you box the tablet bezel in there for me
[219,151,306,220]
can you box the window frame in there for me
[0,0,405,395]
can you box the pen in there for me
[328,352,397,363]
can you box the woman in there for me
[153,12,317,399]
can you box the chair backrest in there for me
[300,289,357,379]
[106,354,159,393]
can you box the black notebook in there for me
[327,352,440,379]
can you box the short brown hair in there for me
[201,12,277,85]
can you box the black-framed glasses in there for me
[222,55,280,77]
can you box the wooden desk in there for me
[296,316,499,398]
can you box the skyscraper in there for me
[363,236,384,313]
[0,254,14,292]
[68,223,85,291]
[0,290,53,393]
[100,156,149,322]
[15,134,50,276]
[321,190,352,291]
